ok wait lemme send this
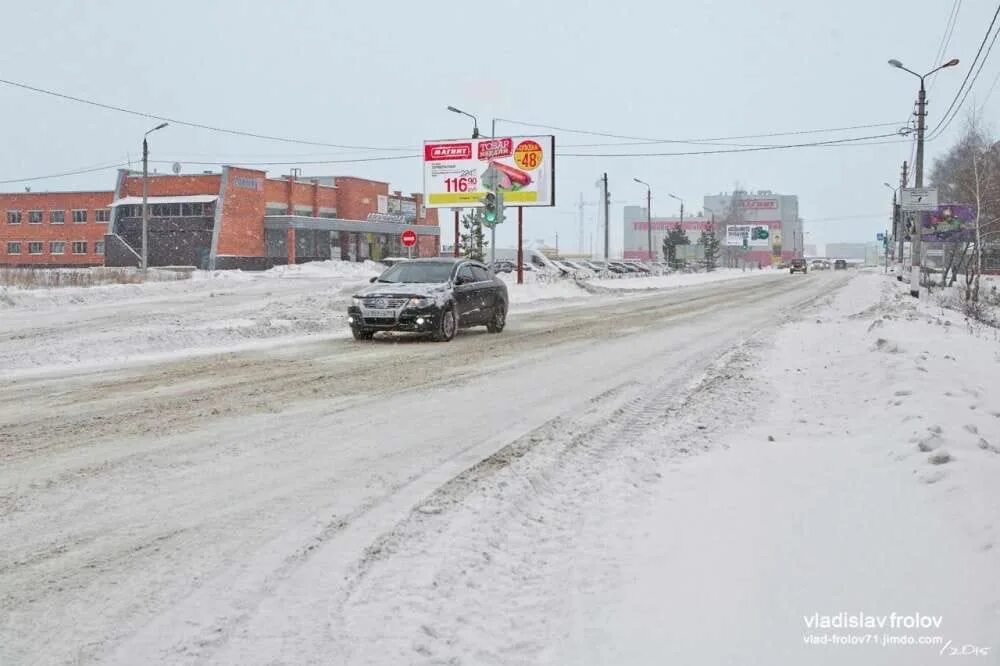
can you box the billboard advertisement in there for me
[725,224,770,247]
[423,136,555,208]
[920,204,976,242]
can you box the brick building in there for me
[1,191,113,267]
[2,167,439,269]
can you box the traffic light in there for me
[481,189,504,227]
[483,192,497,224]
[742,236,749,249]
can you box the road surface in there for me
[0,271,848,665]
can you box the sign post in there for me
[401,228,417,259]
[901,187,938,297]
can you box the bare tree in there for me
[929,116,1000,304]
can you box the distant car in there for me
[789,258,808,274]
[834,259,848,270]
[348,258,508,342]
[490,260,516,274]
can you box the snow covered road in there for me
[2,270,997,664]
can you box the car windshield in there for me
[377,261,454,283]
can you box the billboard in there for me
[725,224,770,247]
[920,204,976,242]
[423,136,555,208]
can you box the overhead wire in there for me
[929,0,963,95]
[496,117,907,147]
[0,77,416,152]
[558,132,904,158]
[925,1,1000,140]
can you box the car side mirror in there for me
[369,276,377,283]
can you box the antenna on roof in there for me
[172,162,182,175]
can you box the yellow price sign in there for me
[513,140,543,171]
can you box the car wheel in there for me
[352,328,374,341]
[486,304,507,333]
[433,306,457,342]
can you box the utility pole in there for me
[897,161,907,280]
[646,188,652,260]
[602,173,610,260]
[578,192,585,254]
[888,56,959,297]
[910,84,926,297]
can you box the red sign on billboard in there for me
[424,143,473,161]
[477,138,513,160]
[401,229,417,247]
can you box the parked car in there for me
[789,258,808,274]
[348,258,508,342]
[834,259,848,270]
[490,260,516,274]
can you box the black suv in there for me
[789,258,808,274]
[347,258,509,341]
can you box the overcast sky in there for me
[1,0,996,255]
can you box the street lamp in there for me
[634,178,652,261]
[142,122,169,271]
[668,193,685,228]
[446,106,480,138]
[888,56,959,297]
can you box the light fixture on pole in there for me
[633,178,652,261]
[446,106,480,138]
[888,57,959,297]
[142,122,169,271]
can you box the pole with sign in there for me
[401,228,417,259]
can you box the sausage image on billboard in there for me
[484,160,533,190]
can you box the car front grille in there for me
[362,297,409,308]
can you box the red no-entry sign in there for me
[401,229,417,247]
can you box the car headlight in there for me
[352,296,362,305]
[408,297,433,308]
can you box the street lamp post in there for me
[669,194,684,262]
[446,106,480,139]
[634,178,652,261]
[888,57,959,297]
[142,122,169,271]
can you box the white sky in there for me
[1,0,995,255]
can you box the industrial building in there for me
[2,167,440,269]
[623,190,803,264]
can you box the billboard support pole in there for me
[490,118,496,266]
[454,209,460,258]
[517,207,524,285]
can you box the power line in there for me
[0,162,127,185]
[0,77,416,152]
[155,154,419,167]
[929,0,963,95]
[496,117,907,146]
[930,17,1000,140]
[558,132,903,158]
[926,1,1000,140]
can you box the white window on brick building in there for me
[94,240,105,255]
[7,241,21,254]
[28,210,43,224]
[28,241,43,254]
[50,210,65,225]
[72,241,87,254]
[6,210,21,225]
[72,210,88,224]
[95,208,111,223]
[49,241,65,255]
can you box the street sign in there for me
[876,232,885,241]
[401,229,417,247]
[901,187,938,212]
